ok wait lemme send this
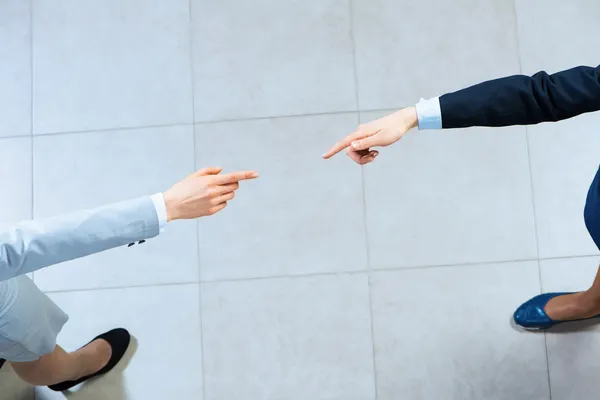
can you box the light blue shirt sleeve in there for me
[0,196,160,281]
[415,97,442,130]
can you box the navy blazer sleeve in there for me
[439,65,600,129]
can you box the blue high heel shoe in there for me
[513,292,600,330]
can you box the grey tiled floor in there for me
[0,0,599,399]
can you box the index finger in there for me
[322,130,368,159]
[215,170,259,184]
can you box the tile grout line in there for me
[40,252,600,295]
[43,280,198,295]
[362,166,379,400]
[29,0,35,288]
[348,0,378,396]
[360,112,380,400]
[529,129,552,399]
[0,108,409,142]
[348,0,360,114]
[27,121,196,139]
[359,148,379,400]
[366,272,379,400]
[29,2,37,398]
[539,257,553,400]
[187,0,208,398]
[195,254,594,283]
[512,1,552,397]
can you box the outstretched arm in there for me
[439,65,600,128]
[0,196,160,280]
[0,167,258,281]
[324,65,600,164]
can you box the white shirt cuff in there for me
[151,193,168,233]
[415,97,442,130]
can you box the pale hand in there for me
[163,167,258,221]
[322,106,418,165]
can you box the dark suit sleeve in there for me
[439,65,600,129]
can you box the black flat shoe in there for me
[48,328,131,392]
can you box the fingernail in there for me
[250,172,259,178]
[352,141,359,149]
[373,153,378,158]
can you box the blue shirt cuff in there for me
[415,97,442,130]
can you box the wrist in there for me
[404,106,418,130]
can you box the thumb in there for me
[196,166,222,176]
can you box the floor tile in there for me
[540,256,599,293]
[352,0,520,111]
[361,111,537,269]
[0,0,31,137]
[35,284,203,400]
[195,114,367,280]
[192,0,356,121]
[0,137,31,223]
[201,274,375,400]
[33,127,198,291]
[516,0,600,74]
[528,113,600,258]
[540,256,600,400]
[32,0,193,134]
[371,262,549,400]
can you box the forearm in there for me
[0,196,162,280]
[415,65,600,130]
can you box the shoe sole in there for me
[521,326,544,331]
